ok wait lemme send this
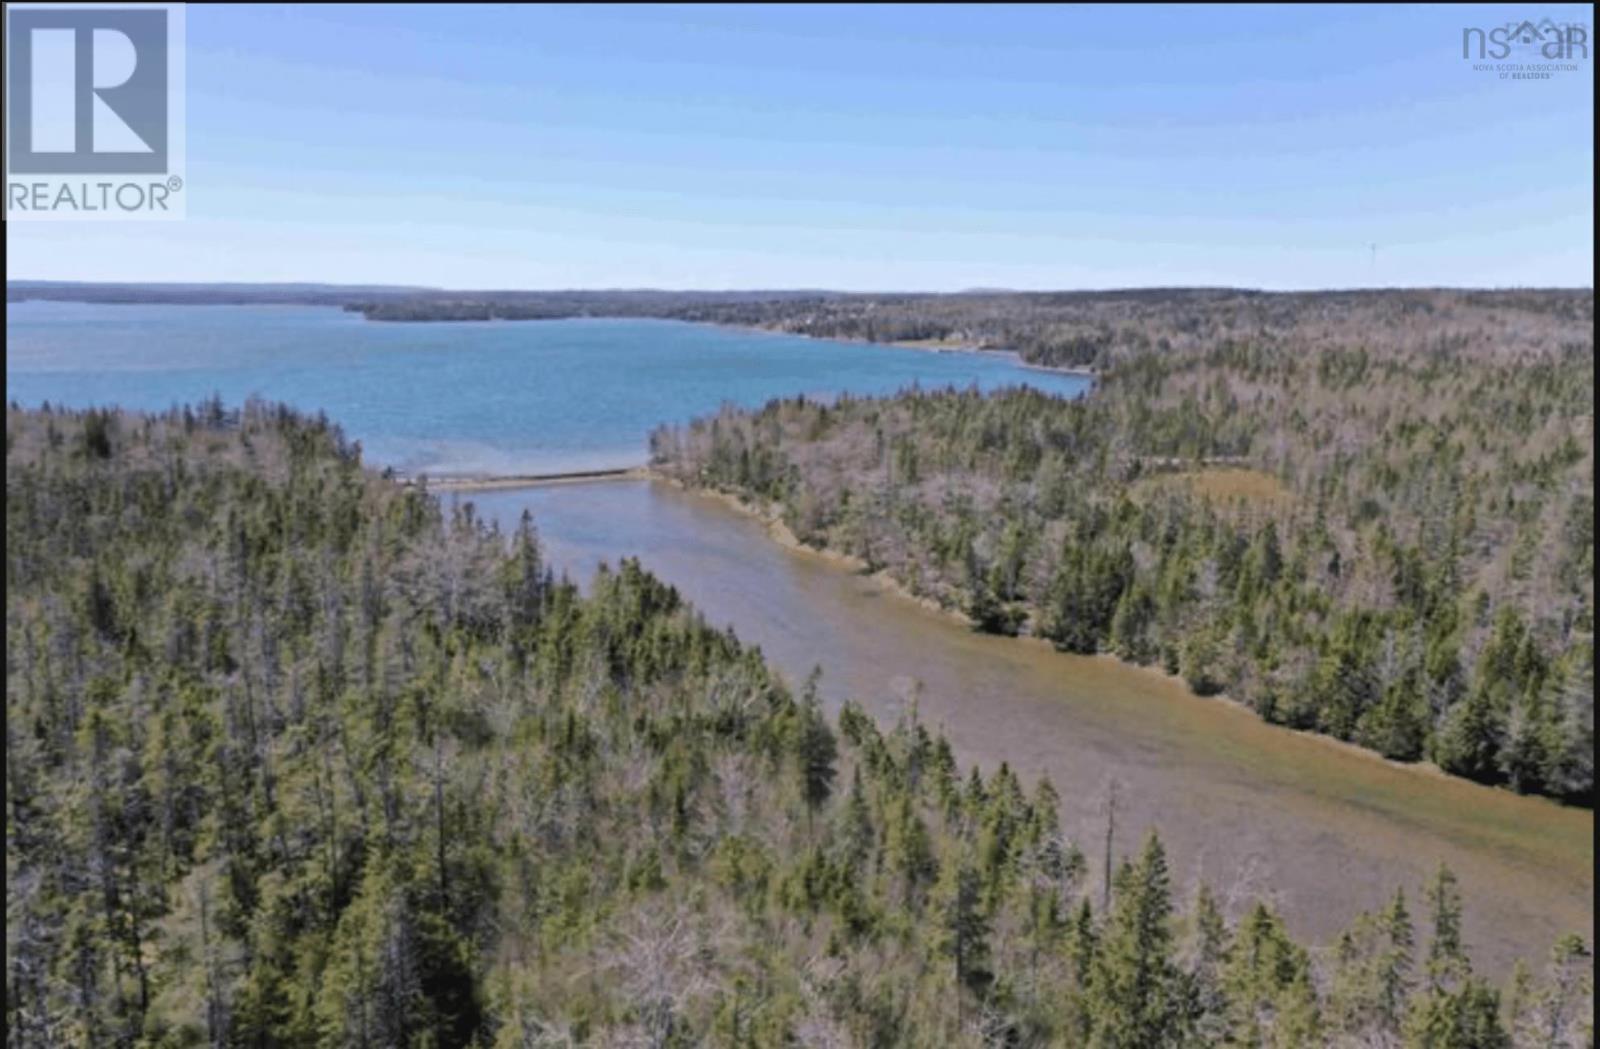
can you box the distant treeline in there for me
[8,402,1590,1046]
[345,288,847,323]
[271,287,1600,369]
[13,281,1594,370]
[654,289,1596,803]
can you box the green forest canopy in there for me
[7,402,1592,1046]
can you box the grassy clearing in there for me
[1134,466,1294,511]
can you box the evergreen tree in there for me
[794,672,839,831]
[1089,834,1179,1048]
[935,853,995,1016]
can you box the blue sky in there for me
[7,4,1594,289]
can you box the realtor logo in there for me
[8,8,168,172]
[1461,18,1589,59]
[5,3,186,219]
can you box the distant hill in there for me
[6,280,437,305]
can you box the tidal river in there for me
[468,478,1594,980]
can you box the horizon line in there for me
[8,279,1596,295]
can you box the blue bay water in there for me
[6,302,1090,475]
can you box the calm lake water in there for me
[5,301,1090,475]
[6,300,1590,976]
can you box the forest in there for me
[652,290,1595,803]
[660,288,1595,369]
[7,402,1591,1046]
